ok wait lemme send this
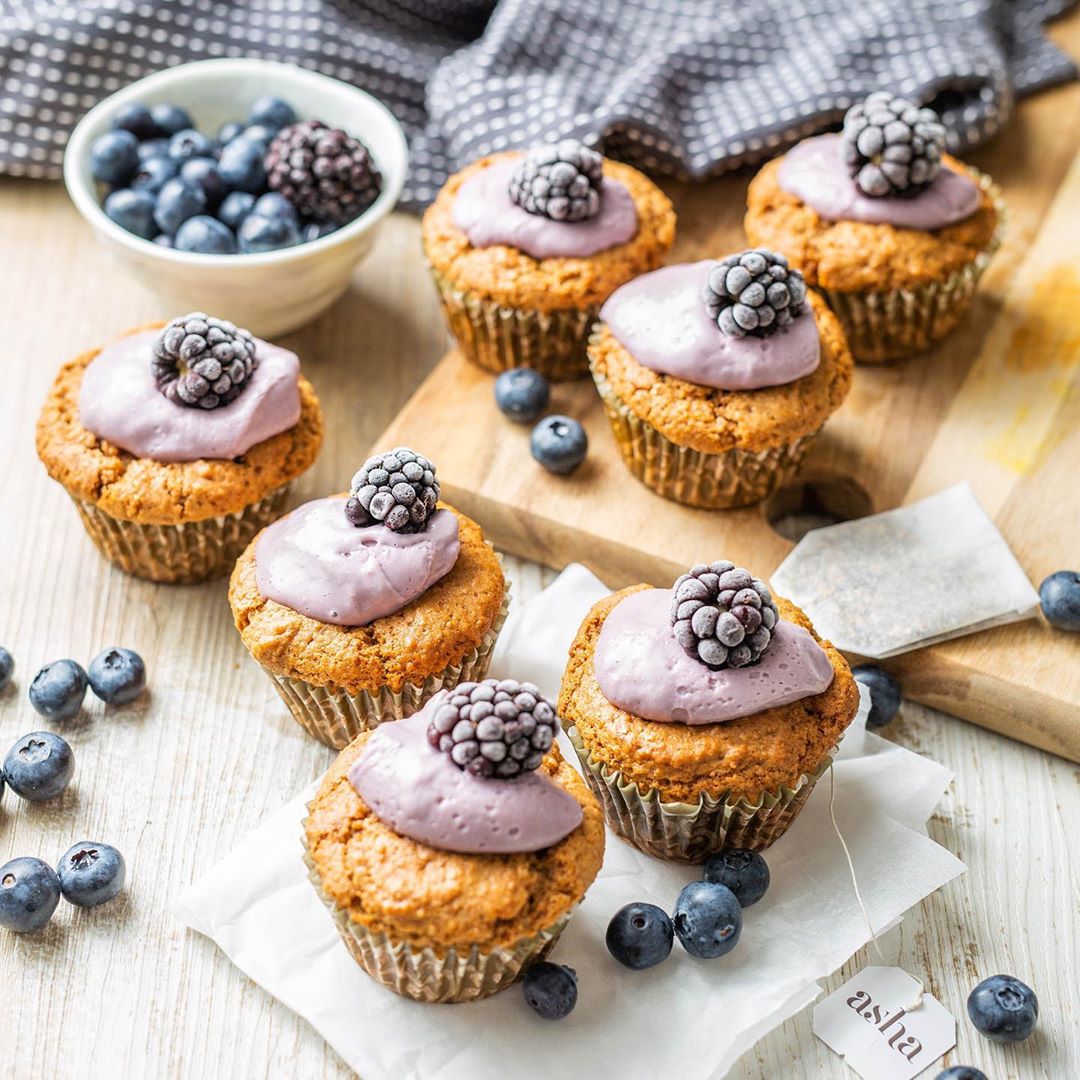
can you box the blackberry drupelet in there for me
[344,448,439,532]
[703,249,807,338]
[152,313,258,410]
[508,140,604,222]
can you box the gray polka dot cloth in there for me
[0,0,1074,210]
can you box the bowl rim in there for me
[63,57,409,268]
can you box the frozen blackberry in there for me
[344,448,439,533]
[670,562,779,669]
[152,313,258,410]
[265,120,381,225]
[703,249,807,338]
[509,140,603,222]
[426,680,559,779]
[841,92,946,197]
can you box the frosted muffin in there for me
[422,140,676,380]
[304,682,605,1002]
[35,314,322,583]
[559,562,859,861]
[229,449,507,747]
[588,252,853,508]
[744,93,1004,363]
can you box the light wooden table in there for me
[2,82,1079,1080]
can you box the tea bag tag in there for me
[813,965,956,1080]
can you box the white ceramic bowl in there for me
[64,59,408,336]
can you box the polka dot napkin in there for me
[0,0,1074,210]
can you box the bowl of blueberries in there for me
[64,58,408,336]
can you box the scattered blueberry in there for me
[153,177,207,235]
[87,647,147,705]
[174,214,236,254]
[0,646,13,691]
[56,842,126,908]
[149,102,193,137]
[252,191,298,223]
[168,127,215,164]
[248,95,297,131]
[241,124,277,150]
[703,849,770,907]
[0,857,62,933]
[495,367,550,424]
[530,415,588,475]
[28,659,87,721]
[218,190,256,230]
[113,102,159,140]
[137,137,169,163]
[521,961,577,1019]
[216,120,244,146]
[237,213,300,253]
[3,732,74,802]
[1039,570,1080,631]
[89,130,139,186]
[103,188,157,240]
[218,137,267,193]
[673,881,742,959]
[179,157,226,208]
[130,154,178,196]
[302,221,339,243]
[852,665,902,728]
[934,1069,988,1080]
[967,974,1038,1043]
[606,902,674,970]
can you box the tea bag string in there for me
[827,765,925,1011]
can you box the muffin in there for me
[229,448,508,747]
[422,139,676,380]
[588,251,853,508]
[303,682,605,1002]
[36,313,322,583]
[744,92,1004,363]
[559,562,860,862]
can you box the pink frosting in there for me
[599,261,820,390]
[451,157,638,259]
[777,134,981,230]
[254,499,460,627]
[77,330,301,463]
[594,588,835,725]
[348,695,583,855]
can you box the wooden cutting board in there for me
[377,85,1080,763]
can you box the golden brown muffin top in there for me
[305,736,605,954]
[229,503,506,695]
[588,291,853,454]
[35,324,323,525]
[559,586,859,803]
[744,152,1000,292]
[421,151,676,311]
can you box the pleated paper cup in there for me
[567,725,831,862]
[71,483,290,584]
[264,579,510,749]
[429,265,596,381]
[590,362,819,509]
[302,829,570,1003]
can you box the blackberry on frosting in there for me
[703,250,807,338]
[427,679,558,778]
[344,447,439,532]
[670,562,779,669]
[152,313,258,409]
[508,140,603,222]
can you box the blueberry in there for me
[28,659,87,721]
[216,120,244,146]
[495,367,550,424]
[0,646,13,691]
[851,665,902,728]
[237,213,300,253]
[241,124,277,150]
[130,154,178,195]
[247,96,296,131]
[218,137,267,194]
[154,234,173,248]
[1039,570,1080,631]
[967,974,1037,1043]
[703,849,770,907]
[153,177,207,236]
[218,190,256,230]
[0,857,61,933]
[934,1069,988,1080]
[673,881,742,959]
[175,215,237,254]
[521,961,577,1019]
[87,647,147,705]
[89,130,139,186]
[3,732,74,802]
[179,157,226,209]
[252,191,297,223]
[149,102,193,137]
[112,103,159,141]
[605,902,674,970]
[530,415,588,474]
[167,127,214,164]
[56,841,126,908]
[102,188,157,239]
[137,137,169,163]
[302,221,339,243]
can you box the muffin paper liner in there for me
[428,264,597,381]
[263,573,510,749]
[301,826,570,1003]
[816,170,1006,364]
[566,725,833,862]
[71,484,291,585]
[590,362,820,509]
